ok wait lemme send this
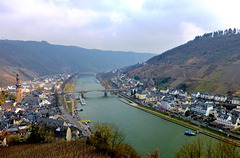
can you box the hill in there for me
[0,40,154,86]
[125,29,240,94]
[0,140,109,158]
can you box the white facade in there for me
[190,102,213,116]
[215,114,232,127]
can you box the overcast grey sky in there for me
[0,0,239,54]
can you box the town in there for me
[1,70,240,146]
[105,70,240,138]
[0,74,90,146]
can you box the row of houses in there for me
[111,73,240,131]
[135,87,240,105]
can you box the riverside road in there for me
[58,94,91,137]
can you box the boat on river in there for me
[79,98,86,105]
[184,131,196,136]
[79,95,86,105]
[95,79,100,84]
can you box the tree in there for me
[227,90,234,97]
[54,91,59,106]
[88,122,125,150]
[177,83,187,91]
[28,125,46,143]
[0,90,16,105]
[175,137,240,158]
[185,110,191,117]
[146,148,160,158]
[175,137,204,158]
[205,139,214,158]
[134,76,140,80]
[214,140,240,158]
[87,122,140,157]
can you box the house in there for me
[230,97,240,105]
[39,92,48,99]
[21,96,40,106]
[22,84,34,93]
[18,120,31,130]
[214,94,227,102]
[177,97,191,105]
[37,118,69,138]
[135,90,147,100]
[169,89,179,96]
[39,109,49,117]
[0,102,14,111]
[7,89,16,94]
[0,121,8,134]
[231,116,240,129]
[143,79,155,88]
[191,91,201,98]
[200,93,214,100]
[39,98,51,107]
[7,85,16,91]
[177,105,189,114]
[44,83,54,91]
[160,87,169,94]
[145,94,157,103]
[231,107,240,117]
[158,99,177,111]
[25,113,41,123]
[214,113,232,127]
[178,90,187,97]
[168,88,176,95]
[190,101,213,116]
[6,125,19,135]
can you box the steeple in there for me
[16,74,23,104]
[16,74,21,88]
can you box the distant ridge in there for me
[125,29,240,94]
[0,40,154,86]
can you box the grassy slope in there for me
[127,34,240,94]
[0,140,109,158]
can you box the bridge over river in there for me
[64,89,125,97]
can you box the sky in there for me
[0,0,240,54]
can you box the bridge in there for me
[64,89,125,97]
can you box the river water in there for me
[76,74,209,157]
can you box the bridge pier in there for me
[81,93,84,98]
[104,92,107,96]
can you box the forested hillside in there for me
[0,40,154,86]
[126,29,240,94]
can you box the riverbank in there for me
[60,74,91,137]
[63,74,78,112]
[116,93,240,147]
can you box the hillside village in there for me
[0,74,87,146]
[107,70,240,137]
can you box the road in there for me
[58,94,92,137]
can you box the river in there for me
[75,74,209,157]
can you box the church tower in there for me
[16,74,23,104]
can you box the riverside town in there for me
[0,73,91,147]
[99,69,240,143]
[0,70,240,154]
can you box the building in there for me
[214,94,227,102]
[135,90,147,100]
[190,101,213,116]
[143,78,155,88]
[191,91,201,98]
[16,74,23,104]
[214,113,232,127]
